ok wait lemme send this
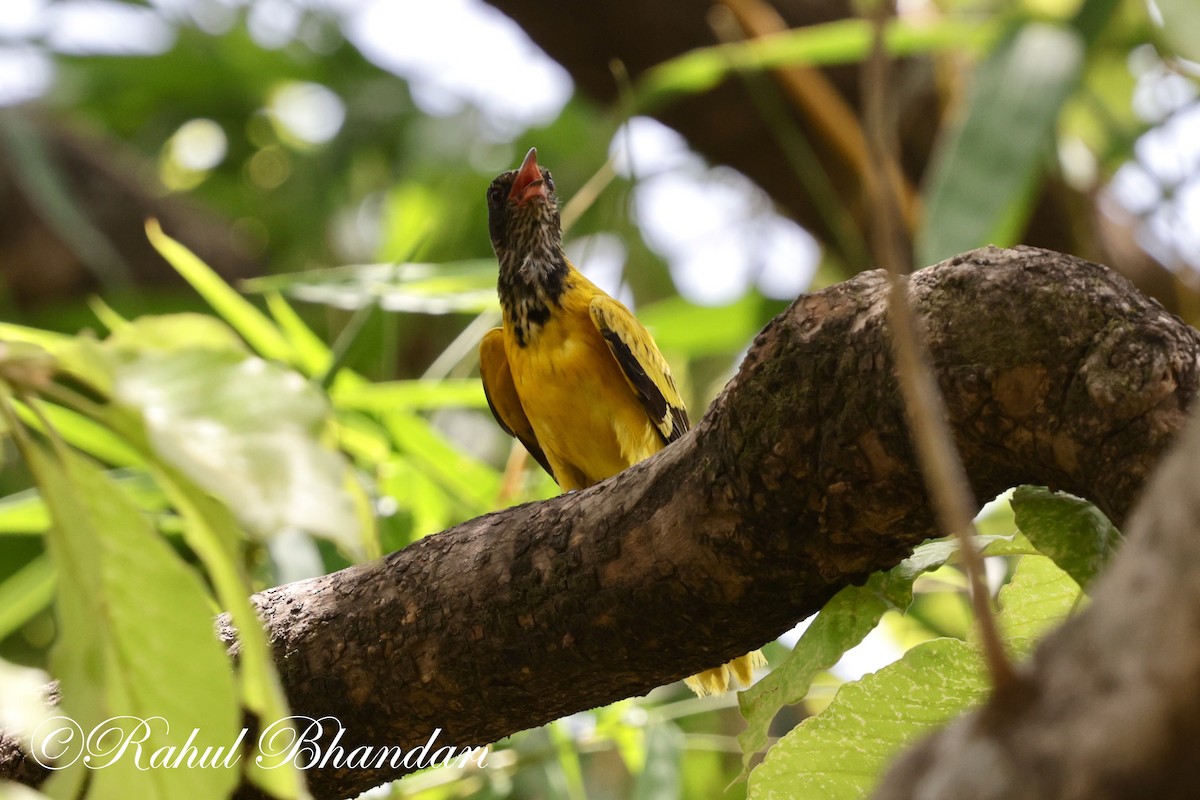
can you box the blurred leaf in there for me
[145,220,294,363]
[243,260,500,315]
[0,555,55,641]
[1012,485,1121,591]
[265,291,332,377]
[917,23,1085,266]
[638,293,787,357]
[636,18,997,109]
[0,488,51,533]
[106,312,248,354]
[14,401,142,468]
[333,378,488,411]
[110,344,363,555]
[384,410,500,514]
[1153,0,1200,60]
[631,722,684,800]
[20,434,240,800]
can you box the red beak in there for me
[509,147,547,205]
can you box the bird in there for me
[478,147,764,696]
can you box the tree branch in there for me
[2,247,1196,799]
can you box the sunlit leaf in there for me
[747,555,1077,799]
[243,260,500,315]
[145,220,294,363]
[636,18,997,109]
[0,555,55,641]
[333,378,488,411]
[111,346,363,555]
[22,436,240,800]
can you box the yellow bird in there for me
[479,148,764,696]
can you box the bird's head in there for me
[486,148,564,277]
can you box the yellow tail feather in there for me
[683,650,767,697]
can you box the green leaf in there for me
[14,401,142,468]
[145,220,294,363]
[22,437,240,800]
[736,527,1028,779]
[635,18,997,109]
[736,573,911,780]
[1011,485,1121,591]
[111,346,363,555]
[384,410,500,514]
[0,555,55,641]
[995,554,1081,644]
[333,378,488,411]
[917,23,1085,267]
[747,637,988,800]
[0,489,52,533]
[243,260,500,315]
[265,291,333,378]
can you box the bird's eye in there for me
[487,184,505,205]
[544,172,555,192]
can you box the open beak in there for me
[509,147,547,206]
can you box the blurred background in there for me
[0,0,1197,798]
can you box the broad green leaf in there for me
[243,260,500,315]
[150,469,304,800]
[111,347,362,555]
[1011,485,1121,591]
[996,555,1081,643]
[22,438,239,800]
[736,573,911,780]
[333,378,488,411]
[630,722,684,800]
[917,23,1085,266]
[0,555,55,641]
[748,638,987,800]
[635,18,997,109]
[736,528,1029,778]
[145,220,294,363]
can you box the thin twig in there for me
[861,2,1015,689]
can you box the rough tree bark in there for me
[1,247,1196,799]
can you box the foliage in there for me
[0,0,1193,797]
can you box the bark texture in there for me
[1,247,1197,799]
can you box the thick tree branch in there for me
[2,247,1196,799]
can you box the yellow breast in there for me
[504,283,662,491]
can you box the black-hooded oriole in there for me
[479,148,764,695]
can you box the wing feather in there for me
[479,328,557,482]
[589,296,690,445]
